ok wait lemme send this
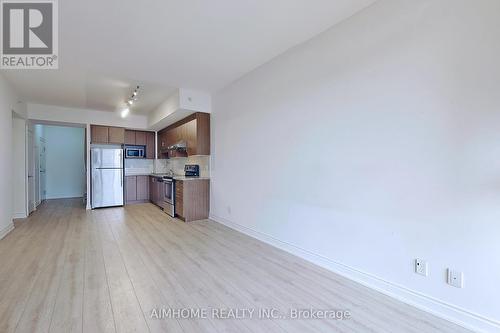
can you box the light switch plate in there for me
[447,269,464,288]
[415,259,428,276]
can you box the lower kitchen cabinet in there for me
[136,176,149,200]
[175,179,209,222]
[149,176,155,202]
[149,176,162,206]
[175,181,184,218]
[125,176,137,202]
[125,175,149,204]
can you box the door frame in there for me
[27,126,36,214]
[38,137,46,203]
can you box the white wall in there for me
[12,116,27,218]
[211,0,500,331]
[43,125,86,199]
[0,74,19,239]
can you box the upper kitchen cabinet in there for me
[157,112,210,158]
[91,125,108,143]
[91,125,125,144]
[108,127,125,144]
[185,119,197,155]
[193,112,210,155]
[135,131,147,145]
[146,132,155,159]
[125,129,147,145]
[125,130,136,145]
[125,129,156,159]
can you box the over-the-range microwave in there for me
[125,145,146,159]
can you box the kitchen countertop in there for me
[172,176,210,181]
[125,172,163,177]
[124,172,209,181]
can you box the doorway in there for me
[27,121,87,213]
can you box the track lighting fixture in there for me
[126,86,139,106]
[121,85,140,118]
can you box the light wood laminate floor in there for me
[0,199,471,333]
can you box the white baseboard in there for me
[12,212,27,219]
[0,222,15,240]
[210,214,500,333]
[45,195,84,200]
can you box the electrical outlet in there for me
[415,259,428,276]
[447,269,464,288]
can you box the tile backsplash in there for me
[154,159,168,174]
[126,156,210,177]
[125,159,154,175]
[156,156,210,177]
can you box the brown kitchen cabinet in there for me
[149,176,162,206]
[91,125,109,144]
[91,125,125,144]
[136,131,147,145]
[125,175,149,204]
[158,131,166,151]
[149,176,156,202]
[146,132,155,159]
[174,181,184,218]
[157,112,210,158]
[125,176,137,203]
[125,130,136,145]
[193,112,210,155]
[136,176,149,200]
[108,127,125,144]
[125,129,156,159]
[185,119,197,155]
[175,179,209,222]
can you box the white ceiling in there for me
[2,0,376,114]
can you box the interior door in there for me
[27,130,35,214]
[35,144,40,206]
[39,139,46,202]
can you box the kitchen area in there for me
[90,112,210,222]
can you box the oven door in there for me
[164,179,174,204]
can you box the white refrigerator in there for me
[91,148,124,208]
